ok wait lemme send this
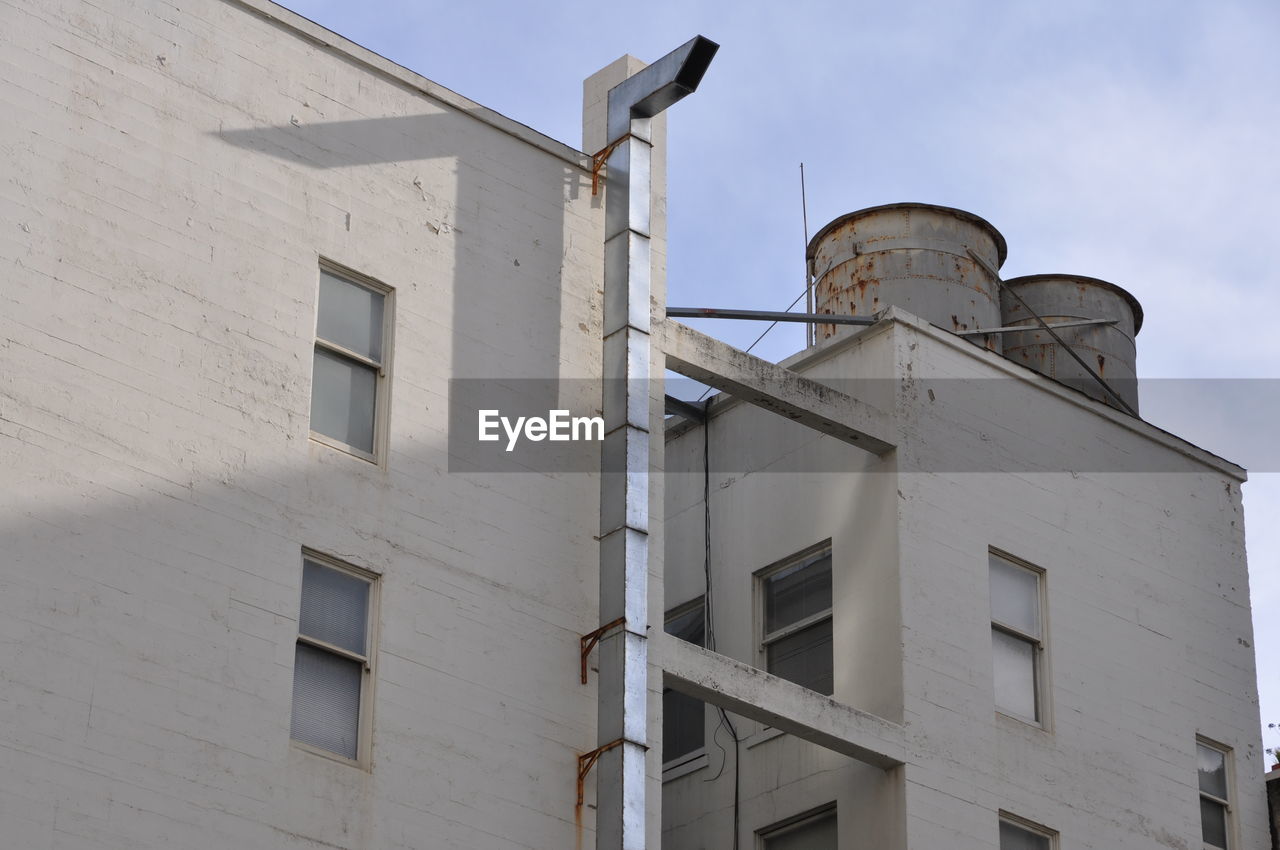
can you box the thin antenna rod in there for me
[800,163,813,346]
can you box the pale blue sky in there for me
[278,0,1279,755]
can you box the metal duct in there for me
[598,35,717,850]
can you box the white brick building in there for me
[0,0,1269,848]
[661,303,1270,848]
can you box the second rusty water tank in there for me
[806,203,1008,349]
[1000,274,1143,414]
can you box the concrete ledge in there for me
[879,307,1248,480]
[658,320,896,455]
[655,633,906,769]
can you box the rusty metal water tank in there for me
[806,203,1008,350]
[1000,274,1143,415]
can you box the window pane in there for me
[767,619,833,695]
[765,551,832,633]
[311,347,377,453]
[318,270,384,361]
[763,812,837,850]
[662,688,704,764]
[291,643,362,759]
[990,554,1040,635]
[663,602,707,765]
[666,603,705,647]
[300,560,369,655]
[1197,743,1228,798]
[1200,797,1228,848]
[999,821,1051,850]
[993,628,1037,720]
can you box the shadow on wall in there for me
[0,113,606,844]
[215,112,587,435]
[218,114,502,169]
[0,432,604,846]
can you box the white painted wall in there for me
[662,325,905,850]
[0,0,610,847]
[662,315,1268,849]
[895,315,1266,850]
[4,0,1266,847]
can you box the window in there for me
[760,806,837,850]
[989,551,1045,724]
[663,598,706,769]
[310,264,391,459]
[1197,739,1233,849]
[998,814,1055,850]
[760,545,833,695]
[291,551,377,763]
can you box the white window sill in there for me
[309,431,378,463]
[290,738,369,771]
[744,725,786,750]
[662,750,708,781]
[995,708,1049,733]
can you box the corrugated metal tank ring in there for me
[805,203,1008,347]
[1000,273,1143,414]
[806,202,1009,267]
[1001,274,1143,334]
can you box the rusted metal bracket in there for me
[577,738,625,806]
[580,616,626,684]
[590,135,629,196]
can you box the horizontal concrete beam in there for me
[655,632,906,769]
[658,320,896,455]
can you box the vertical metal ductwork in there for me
[598,36,717,850]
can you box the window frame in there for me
[309,260,394,463]
[662,596,708,777]
[290,547,380,768]
[757,803,837,850]
[998,811,1058,849]
[989,549,1049,728]
[756,541,834,696]
[1196,736,1235,850]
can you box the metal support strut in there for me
[581,617,626,685]
[578,739,626,807]
[591,136,630,196]
[595,35,717,850]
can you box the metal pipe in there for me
[668,309,1114,336]
[667,307,878,325]
[957,318,1117,337]
[598,36,717,850]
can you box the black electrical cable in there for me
[703,401,714,648]
[700,401,741,850]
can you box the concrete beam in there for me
[655,632,906,769]
[658,320,896,455]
